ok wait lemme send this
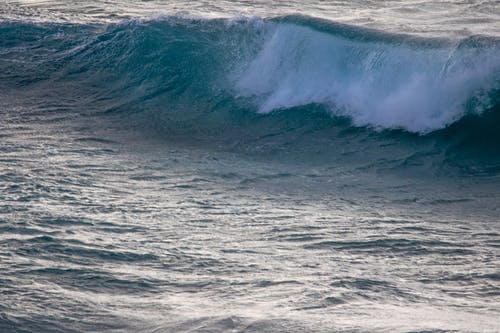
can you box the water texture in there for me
[1,1,499,332]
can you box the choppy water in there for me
[1,1,500,332]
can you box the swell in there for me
[1,16,500,171]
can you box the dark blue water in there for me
[1,4,500,333]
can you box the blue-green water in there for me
[1,2,499,332]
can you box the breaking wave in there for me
[1,15,499,144]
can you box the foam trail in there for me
[235,22,500,133]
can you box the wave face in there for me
[1,16,500,144]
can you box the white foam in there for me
[235,23,500,133]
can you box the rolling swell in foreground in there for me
[1,15,500,172]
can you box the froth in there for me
[235,23,500,133]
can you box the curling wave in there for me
[1,15,499,135]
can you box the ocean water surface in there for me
[1,1,500,332]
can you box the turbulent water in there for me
[1,1,500,332]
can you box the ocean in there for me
[1,1,499,332]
